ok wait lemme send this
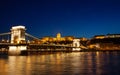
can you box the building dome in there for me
[56,33,61,38]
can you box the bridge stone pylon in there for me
[9,25,27,55]
[72,39,81,51]
[11,26,26,44]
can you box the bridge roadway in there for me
[0,43,87,48]
[0,43,72,47]
[0,43,79,47]
[0,42,87,51]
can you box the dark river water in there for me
[0,52,120,75]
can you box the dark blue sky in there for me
[0,0,120,38]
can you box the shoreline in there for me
[1,49,120,56]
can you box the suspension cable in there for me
[25,33,39,40]
[0,32,11,36]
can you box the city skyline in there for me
[0,0,120,38]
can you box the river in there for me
[0,51,120,75]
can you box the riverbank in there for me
[80,49,120,52]
[1,49,120,56]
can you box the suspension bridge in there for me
[0,25,87,55]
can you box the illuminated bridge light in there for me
[73,39,81,51]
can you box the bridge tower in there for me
[73,39,81,51]
[9,26,27,55]
[11,26,26,43]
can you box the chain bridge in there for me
[0,25,87,55]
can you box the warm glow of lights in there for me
[2,39,5,42]
[56,33,61,38]
[80,37,87,41]
[9,46,27,55]
[94,36,105,39]
[73,39,80,47]
[9,46,27,51]
[9,46,17,51]
[11,25,26,44]
[89,44,100,49]
[73,39,81,51]
[12,26,25,29]
[72,48,81,51]
[40,33,74,44]
[18,46,27,51]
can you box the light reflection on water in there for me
[0,52,120,75]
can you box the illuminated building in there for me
[56,33,61,39]
[80,37,88,41]
[106,34,120,38]
[93,34,120,39]
[41,33,74,44]
[94,35,105,39]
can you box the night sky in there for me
[0,0,120,38]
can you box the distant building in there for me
[56,33,61,38]
[29,33,88,45]
[106,34,120,38]
[93,34,120,39]
[40,33,74,44]
[89,33,120,50]
[79,37,88,41]
[93,35,105,39]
